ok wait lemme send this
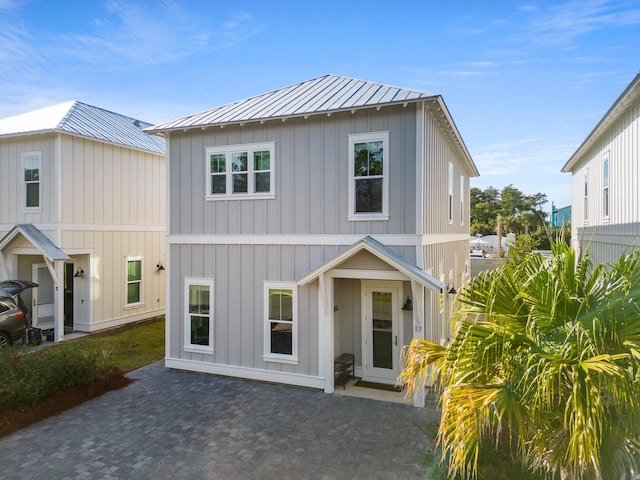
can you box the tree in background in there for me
[398,240,640,480]
[470,185,548,245]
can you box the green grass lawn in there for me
[63,317,165,372]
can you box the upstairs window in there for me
[603,156,609,218]
[348,132,389,221]
[459,174,465,225]
[22,151,41,209]
[584,170,589,224]
[206,142,275,199]
[125,256,143,307]
[448,163,454,223]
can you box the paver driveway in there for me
[0,361,440,479]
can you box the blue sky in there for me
[1,0,639,212]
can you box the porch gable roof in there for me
[0,224,69,262]
[297,236,444,292]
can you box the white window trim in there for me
[22,151,42,211]
[459,174,465,226]
[125,255,144,308]
[584,169,589,225]
[603,155,609,221]
[205,141,275,200]
[263,281,298,364]
[348,131,389,221]
[184,278,215,353]
[448,162,454,224]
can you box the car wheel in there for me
[0,332,11,349]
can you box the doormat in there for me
[354,380,402,392]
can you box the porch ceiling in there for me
[297,235,444,291]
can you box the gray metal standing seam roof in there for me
[0,101,165,155]
[145,74,478,176]
[145,74,438,133]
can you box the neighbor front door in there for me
[32,264,55,329]
[361,281,402,384]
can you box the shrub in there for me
[0,344,110,409]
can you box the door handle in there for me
[394,335,397,346]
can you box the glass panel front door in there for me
[363,282,400,383]
[372,291,393,369]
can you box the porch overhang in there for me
[0,224,69,262]
[297,235,444,291]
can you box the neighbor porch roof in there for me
[0,224,69,262]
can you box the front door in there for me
[32,264,55,329]
[361,281,401,384]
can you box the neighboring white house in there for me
[146,74,479,407]
[561,73,640,265]
[0,101,166,342]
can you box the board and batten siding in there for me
[571,96,640,264]
[61,228,165,331]
[169,243,320,378]
[421,108,470,236]
[0,134,58,226]
[168,105,418,236]
[59,135,165,227]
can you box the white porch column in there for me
[410,280,426,408]
[318,272,334,393]
[54,260,64,343]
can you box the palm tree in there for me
[399,241,640,480]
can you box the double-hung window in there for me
[459,174,465,225]
[184,279,214,352]
[448,163,454,223]
[125,256,143,307]
[206,142,275,199]
[348,132,389,221]
[603,156,609,218]
[22,151,41,209]
[263,282,297,363]
[584,170,589,224]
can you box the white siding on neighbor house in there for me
[168,105,418,237]
[0,134,58,227]
[61,229,165,331]
[570,95,640,263]
[60,135,165,227]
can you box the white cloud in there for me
[59,1,261,67]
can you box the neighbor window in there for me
[348,131,389,221]
[460,174,465,225]
[603,156,609,218]
[184,279,214,351]
[206,142,274,199]
[22,151,41,209]
[125,256,143,306]
[584,170,589,223]
[448,163,454,223]
[264,282,297,363]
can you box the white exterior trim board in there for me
[165,358,325,390]
[167,233,470,246]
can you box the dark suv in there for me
[0,280,39,348]
[0,297,26,348]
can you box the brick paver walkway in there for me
[0,362,440,479]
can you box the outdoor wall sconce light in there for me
[446,283,457,295]
[73,267,84,278]
[401,296,413,310]
[156,262,165,272]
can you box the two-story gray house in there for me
[147,75,478,406]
